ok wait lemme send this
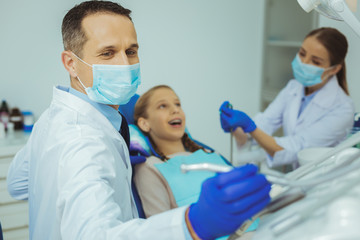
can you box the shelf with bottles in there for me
[0,99,34,139]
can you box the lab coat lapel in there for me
[286,84,303,134]
[296,76,338,128]
[53,86,130,169]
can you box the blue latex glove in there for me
[188,164,271,240]
[129,142,150,165]
[219,101,257,133]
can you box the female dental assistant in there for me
[220,27,355,168]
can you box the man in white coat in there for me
[7,1,271,239]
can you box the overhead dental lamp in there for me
[297,0,360,37]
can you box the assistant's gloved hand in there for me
[188,164,271,240]
[219,101,257,133]
[129,142,150,165]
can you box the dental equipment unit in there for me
[181,146,360,238]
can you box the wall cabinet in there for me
[260,0,318,110]
[0,132,29,240]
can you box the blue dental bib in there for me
[154,150,259,237]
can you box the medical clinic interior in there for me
[1,0,360,239]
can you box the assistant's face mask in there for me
[291,54,333,87]
[73,53,141,105]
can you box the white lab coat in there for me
[254,76,354,168]
[7,86,188,240]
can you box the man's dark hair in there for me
[62,0,132,57]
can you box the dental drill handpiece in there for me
[220,102,234,165]
[229,103,234,165]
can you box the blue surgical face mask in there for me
[291,54,332,87]
[73,53,141,105]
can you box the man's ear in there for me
[61,50,77,78]
[137,117,150,133]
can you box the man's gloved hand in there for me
[188,164,271,240]
[129,142,150,165]
[219,101,257,133]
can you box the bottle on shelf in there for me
[0,100,10,131]
[22,111,34,133]
[7,122,15,138]
[0,122,5,139]
[9,108,23,130]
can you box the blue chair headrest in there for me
[119,94,140,125]
[354,112,360,128]
[129,124,152,156]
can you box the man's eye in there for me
[313,61,321,66]
[101,51,114,57]
[126,49,137,56]
[299,52,305,57]
[176,103,181,107]
[159,104,166,109]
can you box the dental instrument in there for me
[180,163,233,174]
[181,150,360,237]
[229,154,360,239]
[180,163,291,186]
[219,102,234,164]
[287,131,360,180]
[229,103,234,165]
[180,163,307,238]
[180,152,360,188]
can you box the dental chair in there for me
[119,94,146,218]
[0,220,3,240]
[353,112,360,131]
[119,94,225,219]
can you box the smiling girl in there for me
[133,85,224,218]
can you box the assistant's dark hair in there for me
[306,27,349,95]
[134,85,206,161]
[62,0,132,57]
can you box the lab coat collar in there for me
[286,76,340,132]
[309,76,340,109]
[289,76,340,109]
[296,76,341,128]
[68,87,122,131]
[53,86,130,169]
[53,86,119,137]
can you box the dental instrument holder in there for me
[270,172,360,237]
[181,156,360,239]
[287,131,360,180]
[227,187,306,240]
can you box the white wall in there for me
[318,11,360,112]
[126,0,265,158]
[0,0,74,116]
[0,0,265,159]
